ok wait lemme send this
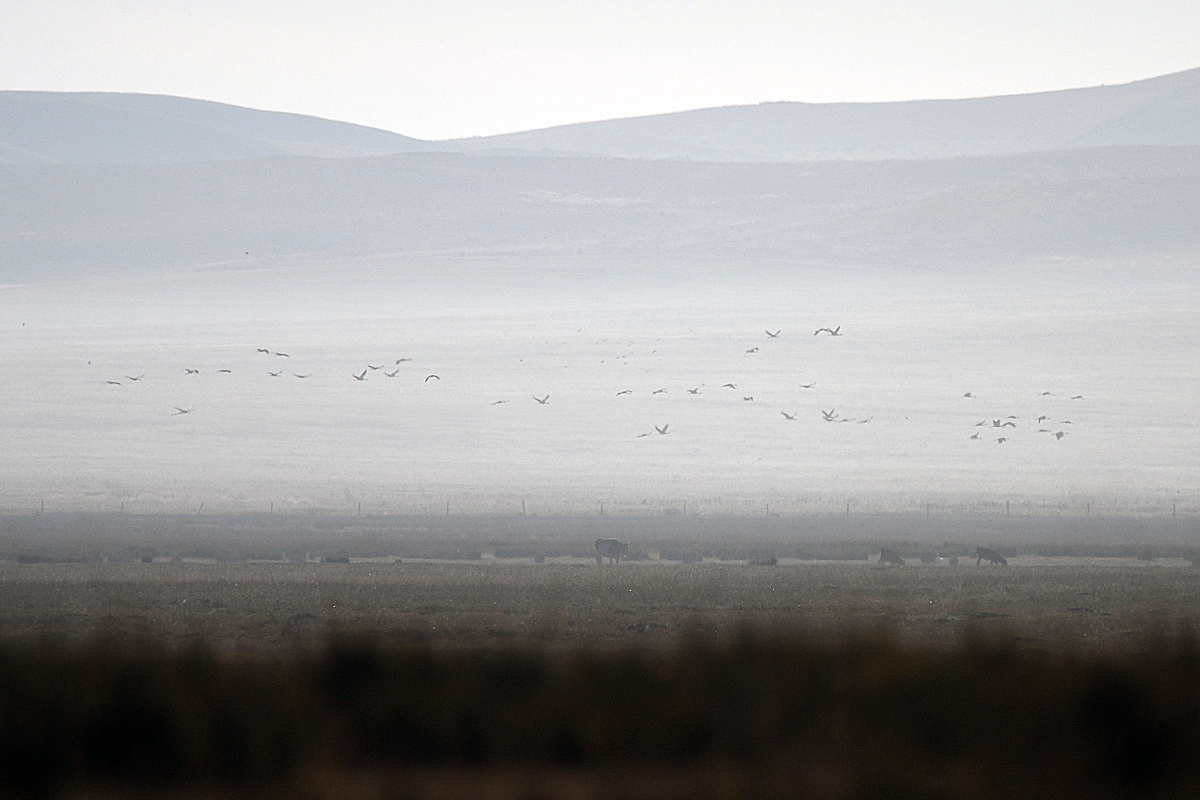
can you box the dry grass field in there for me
[1,558,1198,654]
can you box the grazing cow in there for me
[595,538,630,565]
[976,546,1008,566]
[879,547,905,566]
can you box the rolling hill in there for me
[0,91,437,165]
[3,146,1198,282]
[3,66,1198,166]
[2,69,1198,284]
[449,66,1200,161]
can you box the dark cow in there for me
[595,538,630,565]
[879,547,905,566]
[976,546,1008,566]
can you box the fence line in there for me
[8,492,1199,521]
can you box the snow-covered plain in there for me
[2,258,1197,517]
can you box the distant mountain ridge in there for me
[449,66,1200,161]
[0,92,437,165]
[2,67,1198,165]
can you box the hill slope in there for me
[449,67,1200,161]
[3,146,1197,282]
[0,92,438,165]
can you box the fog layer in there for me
[2,76,1197,513]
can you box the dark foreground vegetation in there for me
[3,627,1200,799]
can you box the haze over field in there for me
[2,68,1198,516]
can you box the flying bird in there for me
[534,395,550,405]
[1071,395,1084,400]
[396,358,413,364]
[267,371,282,377]
[766,330,781,338]
[616,390,632,396]
[384,369,399,377]
[105,380,121,385]
[745,347,759,353]
[1055,431,1067,440]
[274,352,289,357]
[184,369,199,375]
[742,396,754,401]
[173,406,194,415]
[294,373,310,378]
[652,388,667,394]
[125,375,145,381]
[963,392,974,398]
[655,424,669,435]
[352,370,367,381]
[687,387,701,395]
[218,369,231,373]
[970,433,980,439]
[781,411,797,420]
[1041,391,1053,396]
[425,374,440,382]
[799,383,816,389]
[997,437,1007,444]
[367,365,383,370]
[814,326,841,336]
[490,400,509,405]
[821,408,837,421]
[256,348,270,354]
[722,383,737,389]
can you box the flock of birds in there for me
[95,322,1084,453]
[96,326,847,432]
[602,326,856,439]
[100,349,443,413]
[963,389,1083,445]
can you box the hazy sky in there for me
[3,1,1198,140]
